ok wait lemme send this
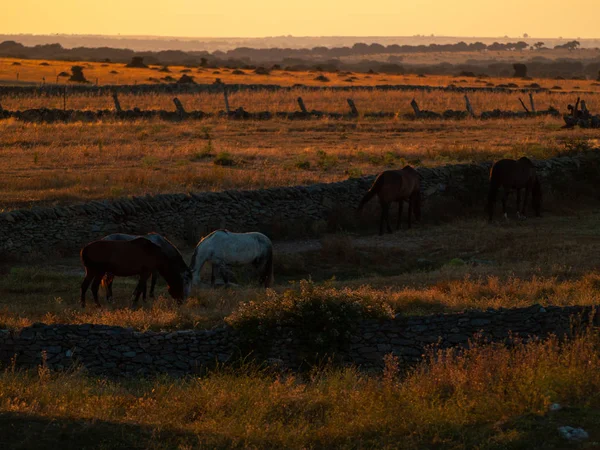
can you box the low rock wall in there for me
[1,151,598,258]
[0,304,596,376]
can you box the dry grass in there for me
[2,56,600,92]
[1,329,600,448]
[1,116,598,210]
[3,210,600,331]
[2,82,600,113]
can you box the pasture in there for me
[2,63,600,448]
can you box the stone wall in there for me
[0,304,596,376]
[1,151,599,258]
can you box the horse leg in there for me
[502,189,510,220]
[522,185,530,218]
[211,263,217,287]
[407,198,413,229]
[383,203,393,234]
[149,271,158,299]
[104,273,114,303]
[516,189,522,220]
[396,201,403,230]
[80,271,95,308]
[90,274,103,308]
[221,263,229,286]
[132,273,149,307]
[378,202,386,235]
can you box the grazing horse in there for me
[101,233,180,302]
[487,157,542,222]
[80,238,192,308]
[357,166,421,235]
[190,230,274,288]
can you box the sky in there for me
[3,0,599,39]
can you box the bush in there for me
[513,63,528,78]
[226,280,393,355]
[69,65,88,83]
[314,75,330,82]
[214,152,235,166]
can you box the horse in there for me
[357,165,421,235]
[487,157,542,222]
[189,230,274,288]
[101,233,180,302]
[80,237,192,308]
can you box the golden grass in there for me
[1,330,600,448]
[2,56,600,92]
[0,116,598,210]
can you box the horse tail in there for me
[358,174,384,211]
[262,243,274,288]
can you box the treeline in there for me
[1,40,599,80]
[0,40,548,65]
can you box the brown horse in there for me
[358,166,421,235]
[80,237,192,308]
[487,157,542,222]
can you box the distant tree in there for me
[514,41,529,51]
[523,33,529,38]
[125,56,147,68]
[69,65,88,83]
[533,42,546,50]
[199,57,208,67]
[513,63,528,78]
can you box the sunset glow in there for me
[3,0,599,38]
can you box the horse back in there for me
[490,159,535,188]
[81,238,165,276]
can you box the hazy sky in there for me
[3,0,599,38]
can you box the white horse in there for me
[101,233,191,302]
[190,230,274,288]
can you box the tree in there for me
[69,65,88,83]
[523,33,529,38]
[533,42,546,50]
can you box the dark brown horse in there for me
[358,166,421,235]
[487,157,542,222]
[80,238,192,308]
[101,233,182,303]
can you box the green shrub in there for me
[226,280,393,355]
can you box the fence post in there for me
[518,98,530,113]
[464,94,475,117]
[529,92,536,113]
[173,97,186,116]
[410,99,421,117]
[347,98,358,116]
[223,84,230,114]
[112,92,122,112]
[297,96,307,113]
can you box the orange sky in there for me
[3,0,599,38]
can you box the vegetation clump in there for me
[68,65,88,83]
[226,280,393,354]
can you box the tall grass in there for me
[1,330,599,448]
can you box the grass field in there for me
[0,116,598,210]
[3,56,600,90]
[2,59,600,448]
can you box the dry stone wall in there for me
[0,304,596,376]
[1,151,599,258]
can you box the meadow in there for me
[2,61,600,448]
